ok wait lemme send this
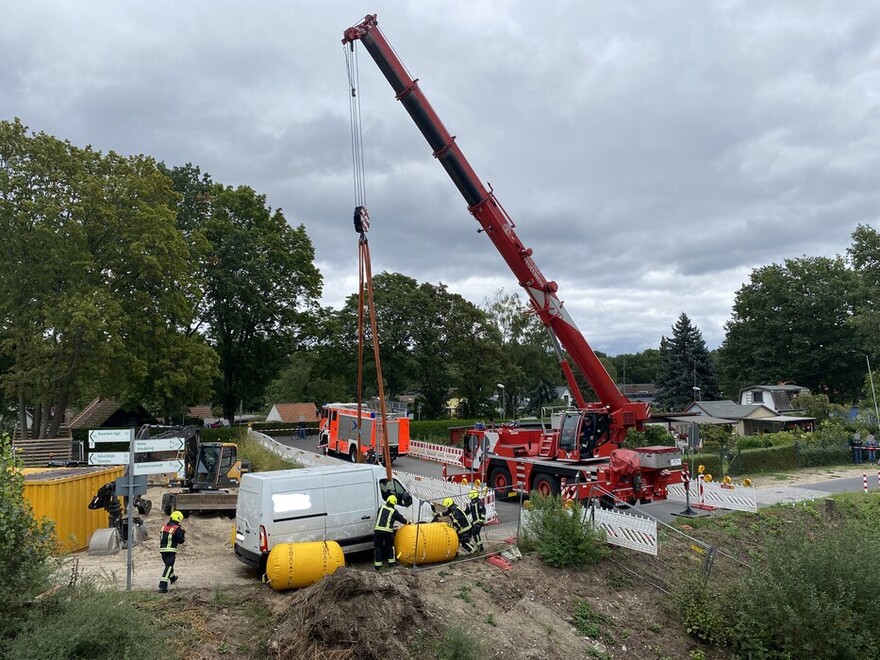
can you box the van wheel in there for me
[349,446,359,463]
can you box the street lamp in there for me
[497,383,505,419]
[692,386,701,402]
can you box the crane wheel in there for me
[488,466,512,497]
[531,473,559,497]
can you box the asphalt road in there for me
[273,433,875,523]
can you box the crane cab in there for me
[557,410,611,461]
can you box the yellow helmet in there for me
[468,489,479,500]
[170,511,184,523]
[442,497,454,508]
[386,494,398,506]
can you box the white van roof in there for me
[242,463,387,483]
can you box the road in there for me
[273,433,874,524]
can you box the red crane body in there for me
[343,15,681,503]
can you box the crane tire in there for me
[488,466,513,497]
[531,473,559,497]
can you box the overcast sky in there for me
[3,2,879,355]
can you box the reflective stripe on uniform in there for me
[375,504,396,532]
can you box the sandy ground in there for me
[64,486,256,592]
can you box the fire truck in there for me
[319,402,410,463]
[343,15,683,505]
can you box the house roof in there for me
[740,384,809,412]
[68,398,120,429]
[187,405,213,420]
[270,402,319,422]
[687,400,776,421]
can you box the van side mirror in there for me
[400,492,413,507]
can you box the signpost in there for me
[86,428,186,590]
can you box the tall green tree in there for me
[849,223,880,357]
[0,120,214,436]
[608,349,661,385]
[198,184,322,422]
[717,257,860,403]
[655,313,720,411]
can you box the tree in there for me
[0,121,214,436]
[655,313,720,411]
[849,223,880,355]
[717,257,861,403]
[608,349,661,385]
[196,184,322,422]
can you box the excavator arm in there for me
[343,15,650,442]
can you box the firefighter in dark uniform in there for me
[442,497,474,552]
[374,494,408,570]
[158,510,186,593]
[465,488,486,550]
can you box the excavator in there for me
[342,15,683,506]
[87,425,249,554]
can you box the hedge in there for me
[687,441,853,478]
[202,426,247,443]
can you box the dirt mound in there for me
[269,567,441,659]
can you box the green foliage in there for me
[718,256,861,403]
[436,625,484,660]
[201,426,247,443]
[234,431,298,472]
[655,313,720,411]
[0,441,56,617]
[624,424,675,449]
[676,506,880,658]
[573,600,608,638]
[523,494,609,569]
[793,391,845,424]
[2,584,173,659]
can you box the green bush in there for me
[735,436,772,450]
[2,584,173,659]
[202,426,247,443]
[0,441,56,619]
[235,432,298,472]
[623,425,675,449]
[435,625,484,660]
[676,513,880,658]
[522,494,608,569]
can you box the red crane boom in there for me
[343,14,650,443]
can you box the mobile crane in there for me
[343,15,682,505]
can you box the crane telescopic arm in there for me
[343,14,649,440]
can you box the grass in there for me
[236,433,298,472]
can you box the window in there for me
[753,392,763,403]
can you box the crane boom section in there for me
[343,15,649,437]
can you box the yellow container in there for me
[265,541,345,591]
[394,522,459,566]
[22,465,125,553]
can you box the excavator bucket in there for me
[88,527,121,556]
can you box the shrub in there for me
[436,625,484,660]
[675,507,880,658]
[0,441,56,618]
[523,494,608,569]
[623,425,675,449]
[2,584,172,659]
[235,433,298,472]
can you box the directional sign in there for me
[134,437,185,453]
[88,428,133,447]
[133,459,184,476]
[88,452,130,466]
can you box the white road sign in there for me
[134,437,185,453]
[133,460,184,476]
[88,452,130,466]
[88,428,133,447]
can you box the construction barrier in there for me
[667,476,758,513]
[520,502,659,556]
[407,440,464,465]
[394,471,497,523]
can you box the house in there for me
[266,402,319,424]
[555,386,573,407]
[739,384,809,413]
[618,383,657,406]
[684,400,814,436]
[68,398,159,431]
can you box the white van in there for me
[233,464,414,570]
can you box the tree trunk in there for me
[18,389,27,441]
[39,402,51,440]
[47,389,71,439]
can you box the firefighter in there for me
[442,497,474,552]
[158,510,186,593]
[374,494,408,570]
[465,488,486,550]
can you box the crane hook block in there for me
[353,206,371,233]
[545,281,558,293]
